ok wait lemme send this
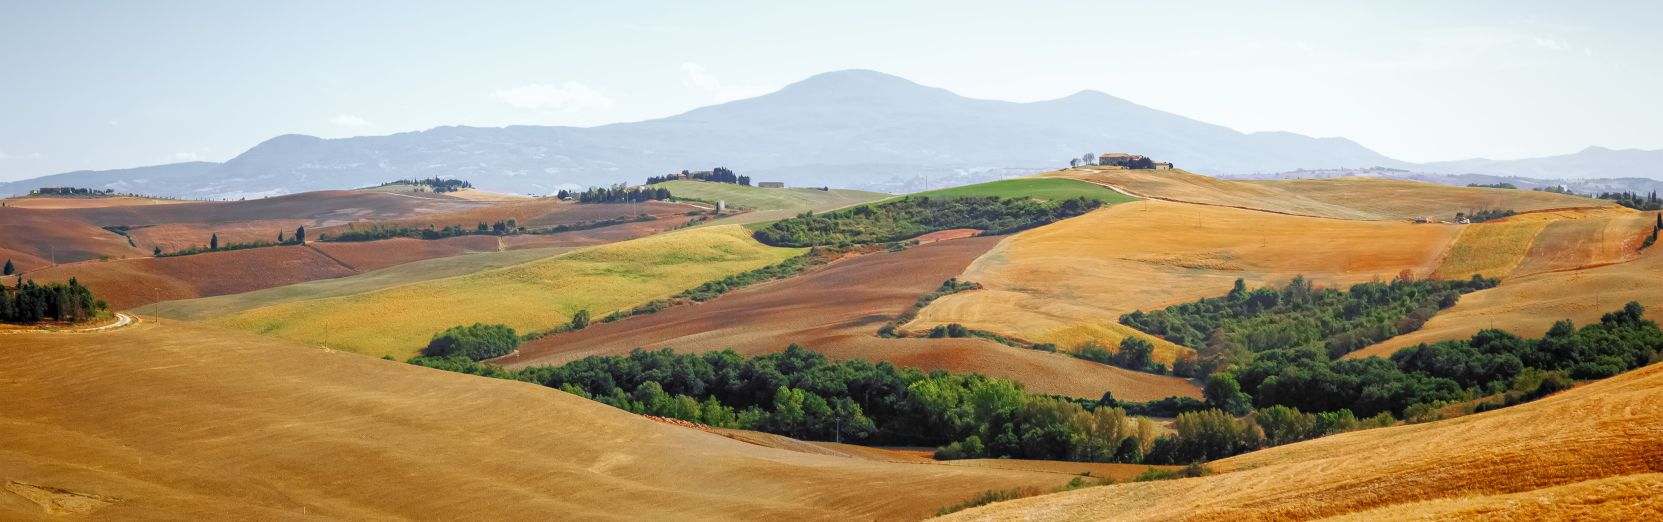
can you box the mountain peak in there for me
[775,69,949,99]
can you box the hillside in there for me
[657,180,888,224]
[946,360,1663,520]
[0,320,1087,519]
[0,70,1411,198]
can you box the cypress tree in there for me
[295,226,306,244]
[210,233,219,251]
[2,259,12,276]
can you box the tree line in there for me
[753,196,1103,247]
[646,167,749,186]
[1595,191,1662,211]
[154,227,306,257]
[557,184,672,203]
[319,215,653,242]
[387,177,473,193]
[0,277,106,324]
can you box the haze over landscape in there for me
[4,2,1662,520]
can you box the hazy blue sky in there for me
[3,0,1660,181]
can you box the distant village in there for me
[1069,152,1173,170]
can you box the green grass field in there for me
[660,180,889,226]
[908,178,1136,203]
[205,225,803,359]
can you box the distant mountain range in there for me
[3,70,1659,198]
[1230,166,1663,195]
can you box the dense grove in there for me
[1121,275,1498,361]
[411,345,1391,464]
[28,187,116,196]
[387,177,473,192]
[1462,208,1516,223]
[646,167,749,186]
[558,184,672,203]
[753,195,1102,247]
[0,278,106,323]
[423,323,521,360]
[1596,190,1662,211]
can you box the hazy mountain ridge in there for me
[3,70,1656,198]
[1229,166,1663,195]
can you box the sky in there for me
[2,0,1660,181]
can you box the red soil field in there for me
[499,236,1200,401]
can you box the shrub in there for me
[423,323,520,361]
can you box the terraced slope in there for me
[500,235,1199,401]
[945,361,1663,520]
[207,226,804,359]
[0,320,1081,520]
[909,200,1460,362]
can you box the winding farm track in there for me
[0,312,134,335]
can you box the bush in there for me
[423,323,520,361]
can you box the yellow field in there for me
[1430,217,1552,279]
[209,225,802,359]
[1351,243,1663,359]
[1049,167,1610,220]
[946,361,1663,520]
[0,320,1088,520]
[908,200,1461,363]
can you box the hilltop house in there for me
[757,181,785,188]
[1095,152,1172,170]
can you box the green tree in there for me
[209,233,219,251]
[153,246,163,257]
[2,259,12,276]
[295,226,306,244]
[422,323,520,360]
[1204,373,1252,415]
[569,309,591,330]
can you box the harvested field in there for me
[944,361,1663,521]
[0,206,139,271]
[499,235,1200,401]
[909,200,1460,363]
[309,235,503,271]
[0,320,1086,520]
[0,196,186,209]
[1430,217,1552,279]
[1509,207,1654,276]
[209,226,804,359]
[1050,168,1609,220]
[26,245,357,309]
[1350,244,1663,359]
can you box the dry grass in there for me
[944,361,1663,520]
[0,320,1087,520]
[209,225,803,359]
[1049,168,1610,221]
[0,196,186,209]
[1430,217,1552,279]
[1349,243,1663,359]
[909,200,1460,363]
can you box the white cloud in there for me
[1532,37,1571,51]
[329,114,373,127]
[681,62,722,91]
[493,82,614,111]
[679,62,767,102]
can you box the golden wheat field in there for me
[0,320,1089,520]
[908,199,1461,362]
[944,361,1663,521]
[1048,167,1609,220]
[206,225,802,359]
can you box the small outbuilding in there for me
[758,181,785,188]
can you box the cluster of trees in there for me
[558,184,672,203]
[754,196,1101,247]
[1466,182,1518,189]
[389,177,473,192]
[645,167,750,186]
[0,278,106,324]
[422,323,520,360]
[155,227,307,257]
[409,345,1395,464]
[29,187,116,196]
[1595,191,1662,211]
[1208,301,1662,421]
[1075,337,1159,373]
[1121,275,1498,363]
[1461,209,1516,223]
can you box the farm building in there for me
[1095,152,1170,170]
[757,181,785,188]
